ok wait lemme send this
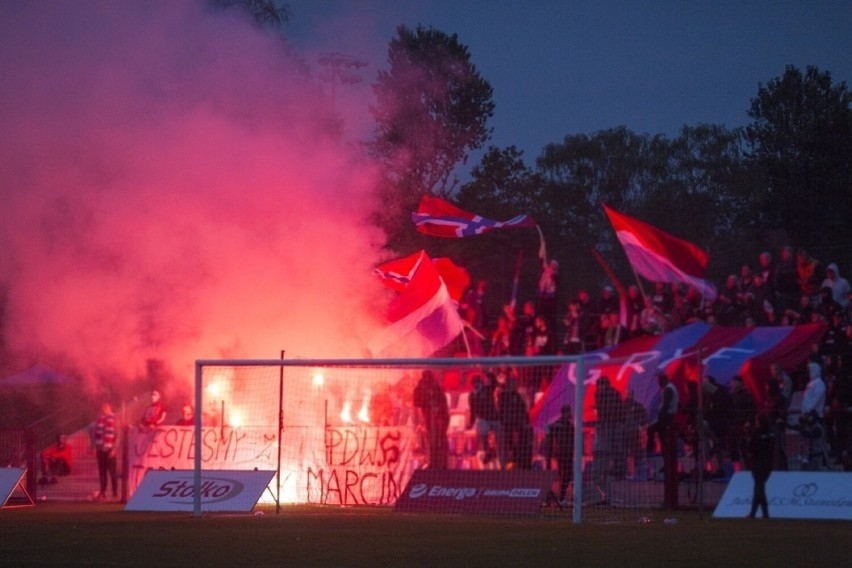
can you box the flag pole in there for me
[459,326,473,358]
[536,225,548,264]
[509,248,524,311]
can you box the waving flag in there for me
[412,195,536,238]
[373,254,470,302]
[369,250,464,358]
[603,204,717,300]
[529,321,826,428]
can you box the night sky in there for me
[288,0,852,161]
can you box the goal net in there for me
[186,354,678,522]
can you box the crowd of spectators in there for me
[462,247,852,359]
[452,246,852,476]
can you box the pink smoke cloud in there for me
[0,1,394,392]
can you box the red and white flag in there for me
[369,250,464,358]
[373,253,470,303]
[411,195,536,238]
[603,204,717,300]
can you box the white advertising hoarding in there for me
[125,469,275,512]
[713,471,852,520]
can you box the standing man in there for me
[467,373,503,468]
[92,401,118,501]
[802,362,827,420]
[413,370,449,470]
[543,405,575,506]
[647,373,679,457]
[747,413,775,519]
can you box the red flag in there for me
[373,253,470,302]
[431,257,470,303]
[369,251,464,358]
[412,195,536,238]
[603,204,717,300]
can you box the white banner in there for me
[127,424,416,505]
[124,469,275,512]
[713,471,852,520]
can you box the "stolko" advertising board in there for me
[125,469,275,512]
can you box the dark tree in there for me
[211,0,291,28]
[369,25,494,252]
[535,127,654,290]
[744,65,852,250]
[639,124,756,275]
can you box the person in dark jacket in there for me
[413,370,449,470]
[468,372,503,468]
[498,377,532,469]
[544,405,575,505]
[747,413,775,519]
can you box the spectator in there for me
[413,370,449,470]
[784,293,814,325]
[175,404,194,426]
[576,289,598,351]
[730,376,757,465]
[704,376,735,463]
[816,286,842,322]
[140,389,167,429]
[602,312,626,347]
[91,401,118,501]
[715,275,741,325]
[758,251,776,296]
[749,273,776,325]
[624,285,644,338]
[488,315,513,357]
[640,296,666,336]
[801,361,827,419]
[623,389,649,479]
[468,373,503,468]
[498,377,532,469]
[594,376,626,478]
[598,285,619,316]
[746,413,775,519]
[651,281,674,314]
[527,315,554,356]
[761,379,788,470]
[796,248,822,298]
[791,410,829,470]
[39,434,72,485]
[821,312,848,357]
[647,373,678,457]
[769,362,793,409]
[774,246,799,313]
[462,278,487,331]
[538,259,559,331]
[543,405,575,505]
[560,298,584,355]
[511,301,536,356]
[822,263,851,309]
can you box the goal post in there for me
[191,355,661,521]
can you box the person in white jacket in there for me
[801,362,826,419]
[821,263,850,308]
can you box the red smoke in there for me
[0,2,392,393]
